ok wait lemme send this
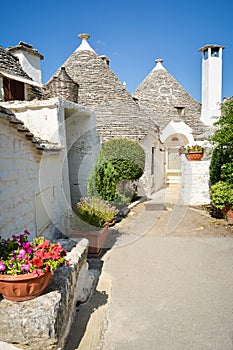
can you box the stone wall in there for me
[0,106,71,240]
[0,238,94,350]
[0,118,42,238]
[181,158,211,205]
[64,107,99,206]
[1,98,99,237]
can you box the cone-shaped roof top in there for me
[133,59,208,137]
[47,34,159,141]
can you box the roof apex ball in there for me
[78,33,90,40]
[155,58,164,63]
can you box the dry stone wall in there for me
[0,238,94,350]
[48,50,158,142]
[181,159,210,205]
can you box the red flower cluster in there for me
[0,231,69,276]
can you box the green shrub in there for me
[210,181,233,210]
[209,147,231,185]
[87,138,146,203]
[221,163,233,184]
[209,99,233,185]
[76,197,118,228]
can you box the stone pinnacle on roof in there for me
[75,33,96,53]
[154,58,166,71]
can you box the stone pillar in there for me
[181,158,210,205]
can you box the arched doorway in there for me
[164,134,188,184]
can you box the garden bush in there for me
[87,138,146,204]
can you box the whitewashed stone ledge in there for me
[0,238,95,350]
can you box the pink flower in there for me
[0,261,6,272]
[21,264,30,272]
[18,249,26,259]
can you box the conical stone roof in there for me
[46,35,158,142]
[44,67,79,103]
[133,59,209,137]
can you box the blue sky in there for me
[1,0,233,101]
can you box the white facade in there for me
[181,159,211,205]
[139,134,165,197]
[1,98,98,238]
[0,117,59,239]
[10,50,43,84]
[199,44,225,126]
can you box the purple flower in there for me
[0,261,6,272]
[20,264,30,272]
[18,249,26,259]
[22,242,32,254]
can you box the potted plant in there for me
[210,181,233,223]
[0,230,68,301]
[178,144,204,161]
[69,197,118,256]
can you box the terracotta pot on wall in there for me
[185,152,203,161]
[0,271,53,302]
[69,224,109,257]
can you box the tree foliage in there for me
[209,99,233,212]
[209,99,233,185]
[87,138,146,203]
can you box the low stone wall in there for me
[181,159,211,205]
[0,238,94,350]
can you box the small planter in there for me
[185,152,203,161]
[226,210,233,224]
[0,271,53,302]
[222,206,233,224]
[69,224,109,257]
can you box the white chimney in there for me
[199,44,225,126]
[7,42,44,83]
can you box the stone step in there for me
[144,202,168,211]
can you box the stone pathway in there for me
[65,185,233,350]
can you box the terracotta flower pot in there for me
[0,271,53,302]
[226,209,233,224]
[69,224,109,257]
[222,206,233,224]
[185,152,203,161]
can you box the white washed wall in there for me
[1,98,98,233]
[0,120,71,240]
[65,110,99,206]
[0,119,41,239]
[181,158,210,205]
[138,134,164,197]
[12,51,42,83]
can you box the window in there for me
[151,147,155,175]
[211,48,219,57]
[174,106,185,116]
[3,77,24,101]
